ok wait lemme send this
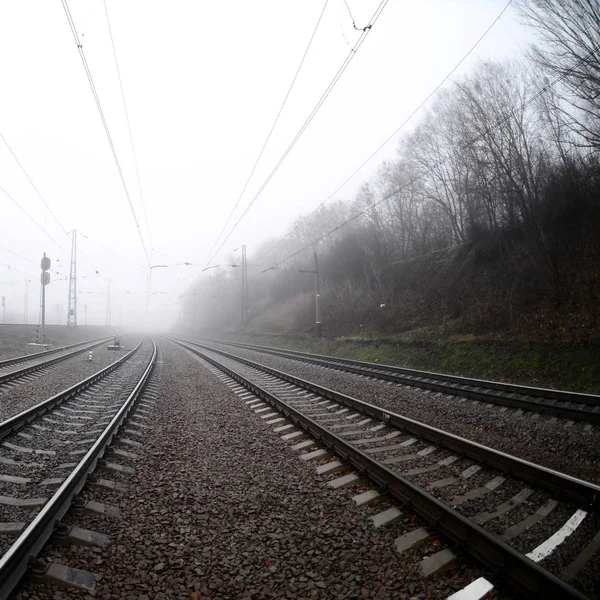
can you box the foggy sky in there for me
[0,0,533,329]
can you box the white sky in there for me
[0,0,534,329]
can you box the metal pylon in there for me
[67,229,77,327]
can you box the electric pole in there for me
[299,252,322,338]
[1,296,5,324]
[85,304,88,326]
[24,279,29,324]
[39,253,51,343]
[67,229,77,326]
[314,252,321,338]
[106,280,111,327]
[241,244,248,329]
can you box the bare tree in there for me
[454,61,547,229]
[519,0,600,148]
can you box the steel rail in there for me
[199,338,600,422]
[0,337,110,369]
[171,337,589,600]
[0,337,157,599]
[0,337,113,387]
[0,337,142,441]
[172,337,600,510]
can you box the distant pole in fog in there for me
[241,245,248,328]
[24,279,29,324]
[67,229,78,327]
[299,252,321,338]
[106,280,111,327]
[85,304,88,326]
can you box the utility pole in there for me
[314,252,321,338]
[1,296,5,324]
[106,280,111,327]
[84,304,88,326]
[299,252,322,338]
[241,244,248,329]
[24,279,29,324]
[39,253,51,344]
[67,229,77,326]
[56,304,60,325]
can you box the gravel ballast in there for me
[16,339,506,600]
[205,342,600,485]
[0,339,155,554]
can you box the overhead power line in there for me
[102,0,153,249]
[202,0,331,267]
[0,134,106,287]
[0,131,69,235]
[0,261,34,279]
[0,123,104,285]
[60,0,151,267]
[0,184,67,254]
[343,0,372,32]
[152,248,189,264]
[203,0,389,268]
[0,245,37,265]
[259,0,514,261]
[261,42,597,273]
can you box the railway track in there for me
[171,337,599,600]
[0,336,156,598]
[197,338,600,425]
[0,336,112,391]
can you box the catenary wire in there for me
[60,0,151,267]
[0,261,34,279]
[0,246,37,265]
[0,138,106,285]
[102,0,153,249]
[258,0,514,261]
[0,123,105,283]
[0,131,69,235]
[152,248,189,264]
[203,0,389,269]
[0,184,67,254]
[202,0,331,267]
[343,0,355,24]
[260,43,598,272]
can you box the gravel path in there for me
[206,342,600,485]
[0,336,139,422]
[16,339,511,600]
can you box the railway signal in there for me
[39,253,51,343]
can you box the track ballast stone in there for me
[16,339,498,599]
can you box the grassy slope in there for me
[238,228,600,394]
[236,332,600,394]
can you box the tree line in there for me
[184,0,600,337]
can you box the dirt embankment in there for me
[230,332,600,394]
